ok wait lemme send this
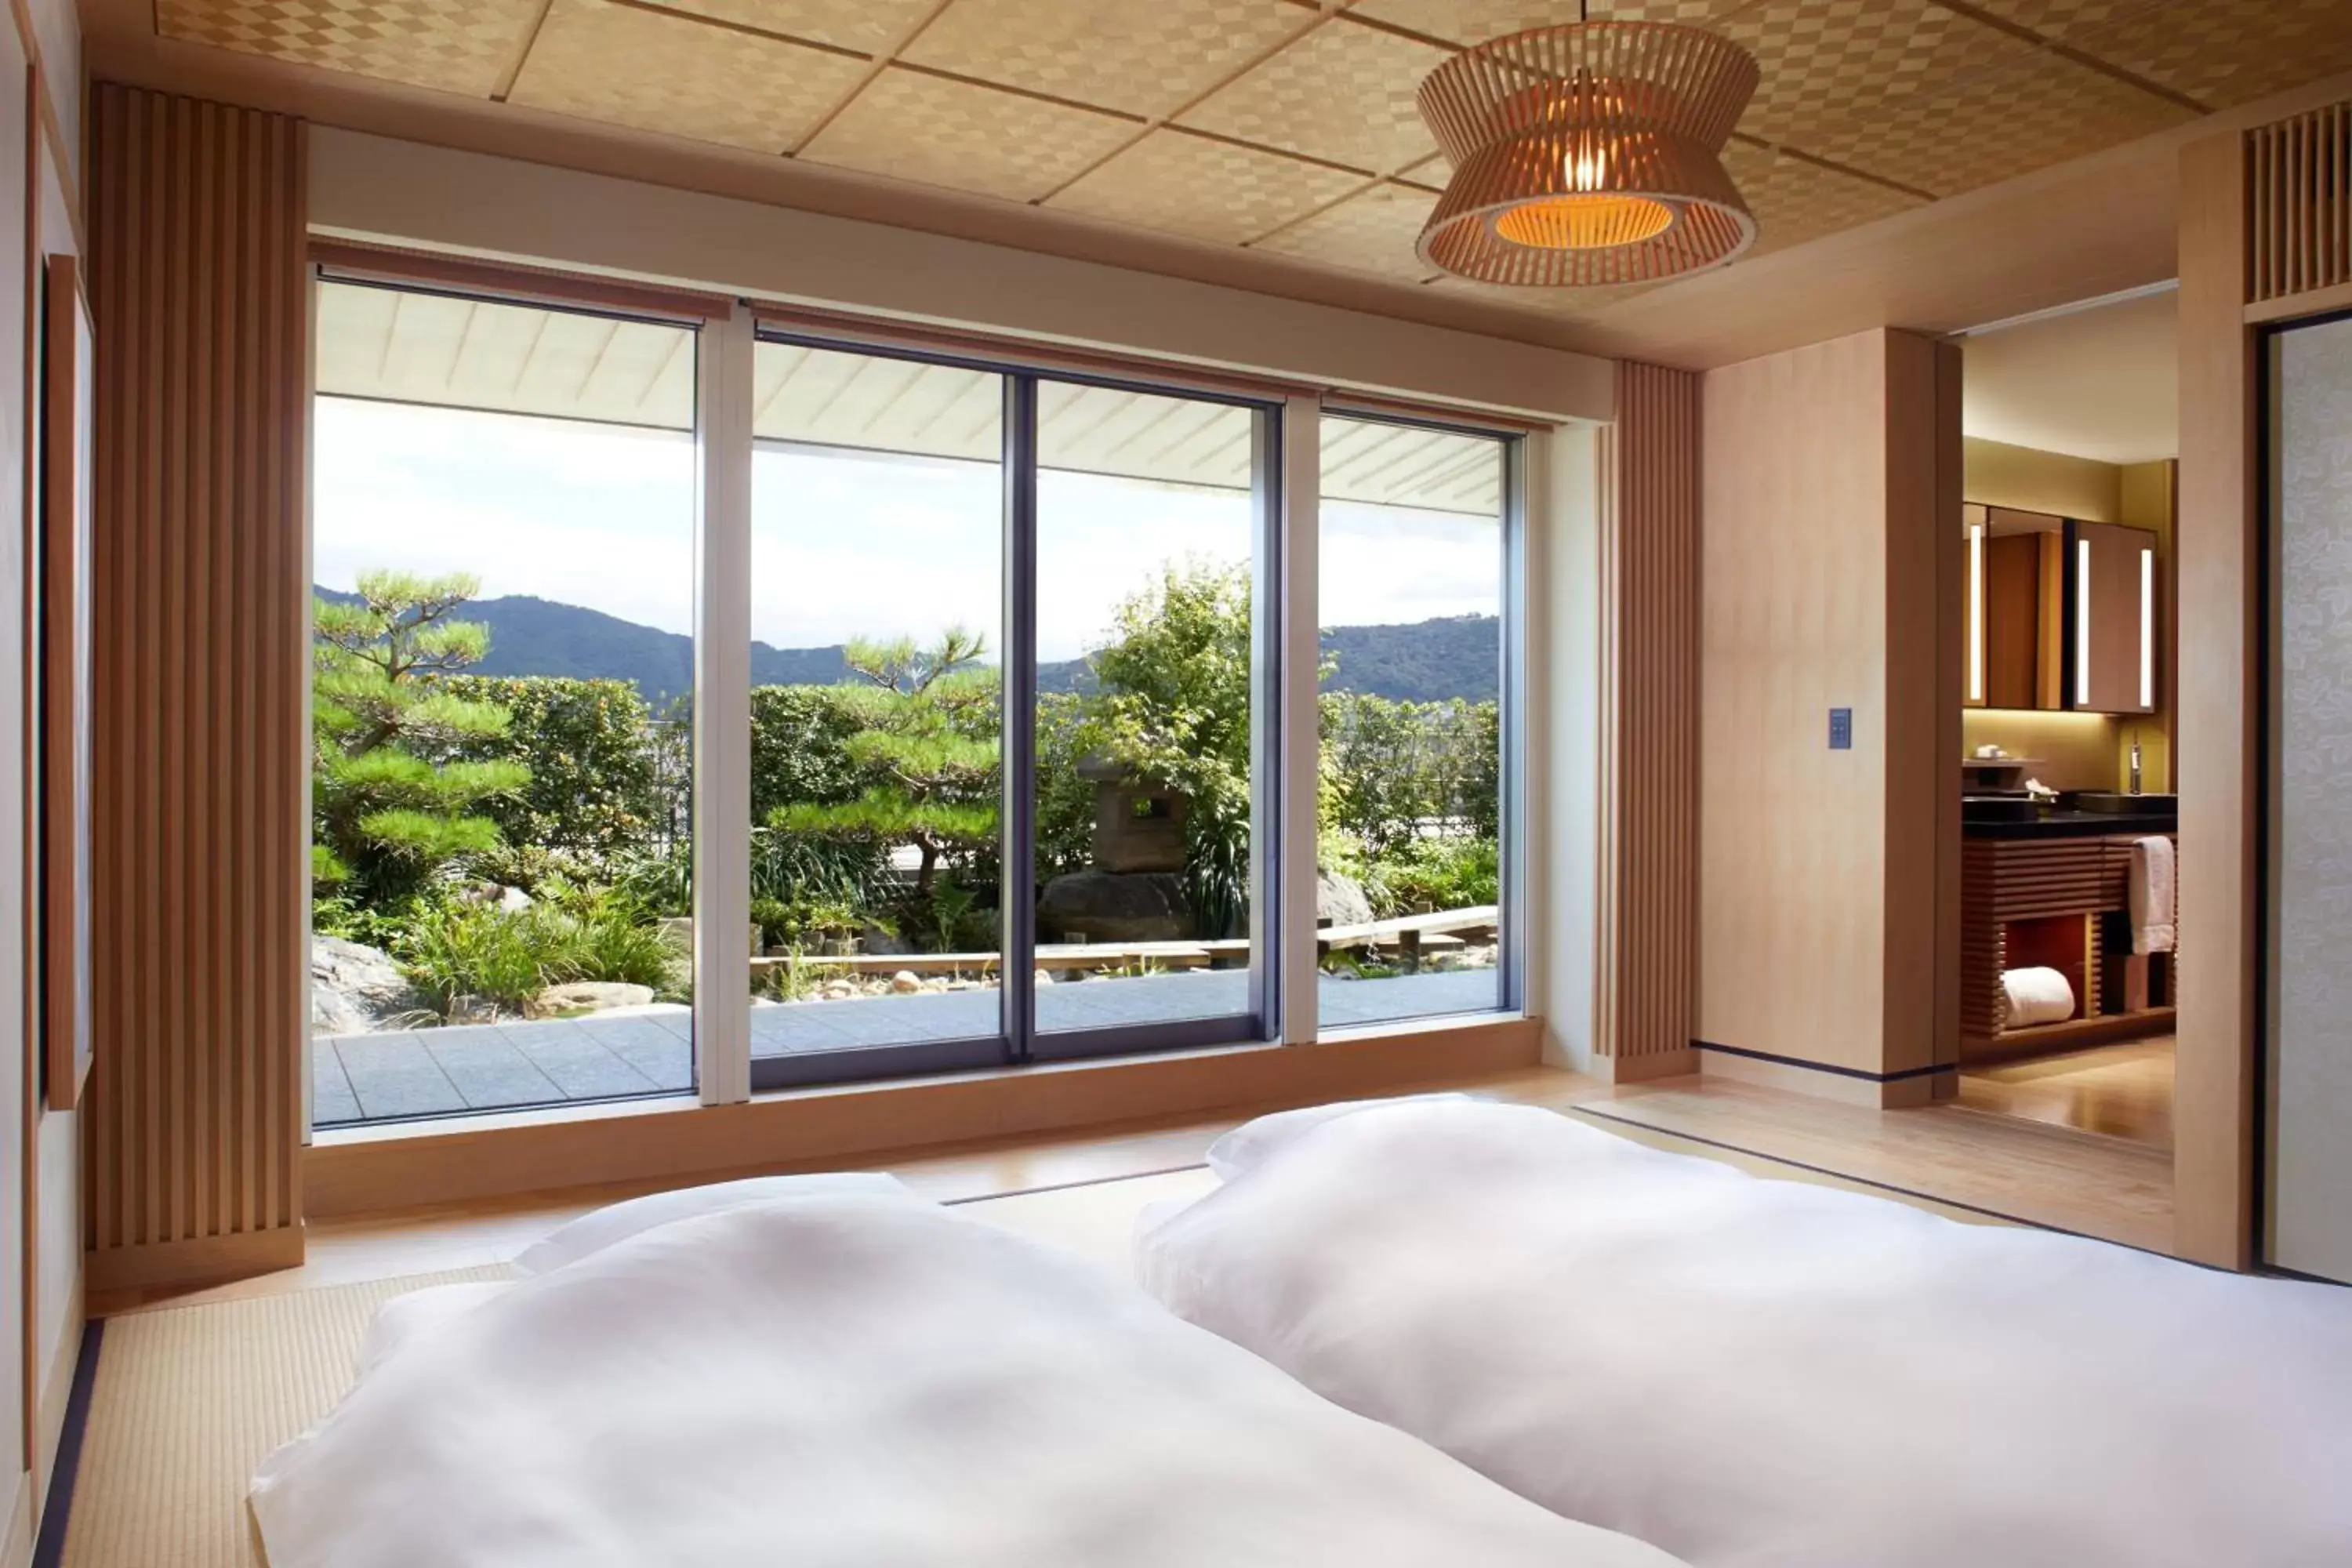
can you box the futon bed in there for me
[1136,1097,2352,1568]
[249,1173,1686,1568]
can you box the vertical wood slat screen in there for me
[85,84,307,1287]
[2248,100,2350,304]
[1595,361,1699,1073]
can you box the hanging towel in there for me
[2131,835,2176,956]
[2002,966,2076,1028]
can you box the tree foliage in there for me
[1082,561,1258,937]
[768,630,999,894]
[312,571,528,901]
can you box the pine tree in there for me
[312,570,531,902]
[770,630,997,895]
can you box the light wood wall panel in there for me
[2248,102,2350,306]
[2176,99,2352,1270]
[1592,362,1698,1080]
[83,85,307,1292]
[1698,328,1958,1098]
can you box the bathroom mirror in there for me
[1963,506,2157,715]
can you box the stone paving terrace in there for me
[312,968,1501,1127]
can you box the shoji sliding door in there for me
[2267,310,2352,1284]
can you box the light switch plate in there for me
[1829,708,1853,750]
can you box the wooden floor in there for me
[101,1057,2183,1316]
[1957,1036,2175,1150]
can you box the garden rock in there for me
[310,936,424,1036]
[1037,869,1192,942]
[1316,869,1374,927]
[533,982,656,1018]
[890,971,921,994]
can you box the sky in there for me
[313,397,1503,665]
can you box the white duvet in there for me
[251,1177,1684,1568]
[1136,1098,2352,1568]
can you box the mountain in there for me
[314,588,1499,706]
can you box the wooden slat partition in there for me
[2248,101,2350,305]
[1593,361,1698,1080]
[84,85,308,1293]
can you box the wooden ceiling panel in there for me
[1715,0,2035,151]
[797,67,1141,201]
[2042,0,2352,111]
[1250,182,1441,280]
[154,0,546,96]
[898,0,1317,121]
[1799,46,2194,198]
[1349,0,1754,45]
[646,0,943,55]
[508,0,869,153]
[1046,128,1366,245]
[1719,140,1927,256]
[1178,20,1452,174]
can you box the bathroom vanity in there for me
[1960,798,2176,1062]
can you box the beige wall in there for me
[1964,435,2122,521]
[1699,329,1958,1088]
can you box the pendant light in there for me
[1415,6,1761,286]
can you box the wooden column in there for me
[1592,361,1699,1080]
[84,85,308,1293]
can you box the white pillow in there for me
[514,1172,913,1276]
[2001,966,2076,1029]
[1205,1094,1476,1181]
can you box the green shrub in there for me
[1365,834,1498,917]
[441,674,664,867]
[390,884,676,1019]
[1320,692,1498,856]
[750,684,868,825]
[750,892,866,952]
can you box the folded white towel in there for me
[2002,966,2076,1029]
[2131,834,2176,956]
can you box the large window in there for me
[1316,415,1512,1029]
[307,280,698,1127]
[307,273,1523,1128]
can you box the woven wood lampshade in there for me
[1416,21,1761,287]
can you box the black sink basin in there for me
[2073,792,2176,815]
[1963,796,2038,823]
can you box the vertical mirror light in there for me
[2076,536,2093,707]
[1316,416,1508,1029]
[1968,517,1985,704]
[2140,546,2155,710]
[746,343,1006,1077]
[308,281,698,1127]
[1031,383,1262,1039]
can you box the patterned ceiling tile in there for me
[1179,18,1452,173]
[1047,129,1367,245]
[1251,182,1439,280]
[155,0,546,96]
[1798,45,2195,198]
[799,67,1141,201]
[509,0,869,153]
[644,0,942,55]
[2038,0,2352,111]
[1348,0,1758,45]
[1719,140,1926,256]
[900,0,1315,121]
[1716,0,2036,147]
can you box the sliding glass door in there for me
[744,336,1279,1087]
[309,277,1530,1128]
[307,278,699,1127]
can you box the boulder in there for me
[310,936,425,1036]
[890,971,921,994]
[533,981,656,1018]
[1037,869,1193,944]
[1316,869,1374,927]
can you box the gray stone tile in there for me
[499,1021,662,1100]
[420,1029,568,1112]
[1317,968,1500,1029]
[335,1032,466,1120]
[310,1042,363,1127]
[572,1015,697,1090]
